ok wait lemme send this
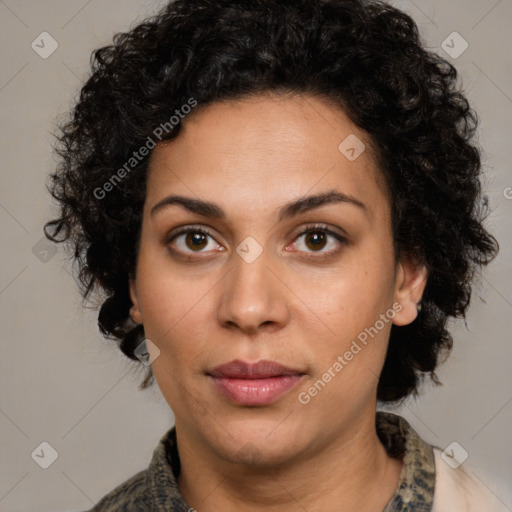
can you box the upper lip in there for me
[208,359,304,379]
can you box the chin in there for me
[207,419,311,468]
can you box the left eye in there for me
[290,227,347,254]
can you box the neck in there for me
[176,410,403,512]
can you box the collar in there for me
[146,411,435,511]
[378,412,435,511]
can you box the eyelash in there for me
[166,223,348,259]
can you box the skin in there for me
[129,93,427,512]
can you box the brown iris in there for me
[186,232,208,251]
[304,231,327,251]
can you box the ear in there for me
[129,277,143,325]
[392,254,428,326]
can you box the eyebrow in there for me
[150,189,366,221]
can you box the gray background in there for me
[0,1,511,510]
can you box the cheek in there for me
[299,254,395,377]
[140,289,209,363]
[306,256,393,329]
[135,250,196,331]
[136,265,214,363]
[140,281,212,411]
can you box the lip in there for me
[208,359,305,406]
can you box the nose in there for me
[217,249,290,334]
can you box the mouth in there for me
[207,359,306,406]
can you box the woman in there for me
[45,0,506,510]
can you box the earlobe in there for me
[129,278,143,324]
[392,255,428,327]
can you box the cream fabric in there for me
[432,448,510,512]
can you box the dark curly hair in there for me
[44,0,499,402]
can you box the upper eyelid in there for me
[166,225,217,243]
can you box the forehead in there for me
[145,93,390,222]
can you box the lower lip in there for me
[210,375,303,406]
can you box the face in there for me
[130,93,426,467]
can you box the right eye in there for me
[167,226,225,256]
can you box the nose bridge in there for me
[217,243,288,332]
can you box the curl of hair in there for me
[45,0,498,400]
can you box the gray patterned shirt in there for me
[86,412,435,511]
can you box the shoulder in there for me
[82,426,184,511]
[84,469,152,511]
[432,447,509,512]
